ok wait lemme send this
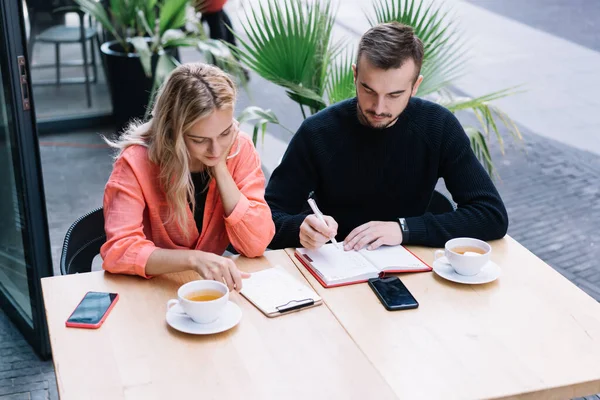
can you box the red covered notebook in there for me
[295,243,431,288]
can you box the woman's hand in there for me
[211,120,242,217]
[190,250,250,291]
[212,120,240,174]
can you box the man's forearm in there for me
[404,201,508,247]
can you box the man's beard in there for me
[355,94,406,130]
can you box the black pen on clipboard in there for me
[307,191,340,249]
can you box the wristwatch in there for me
[398,218,409,243]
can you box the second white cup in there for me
[434,237,491,276]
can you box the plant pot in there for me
[100,39,179,133]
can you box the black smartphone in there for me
[368,277,418,311]
[65,291,119,329]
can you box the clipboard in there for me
[240,266,322,318]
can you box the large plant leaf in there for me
[142,0,158,34]
[197,39,248,85]
[153,53,180,90]
[232,0,337,114]
[137,9,154,37]
[237,106,293,146]
[111,0,143,35]
[130,37,152,78]
[439,87,524,113]
[74,0,124,46]
[159,0,189,36]
[438,89,523,171]
[164,36,202,48]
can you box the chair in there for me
[27,0,98,108]
[426,190,456,214]
[60,207,105,275]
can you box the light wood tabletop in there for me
[286,236,600,400]
[42,250,397,400]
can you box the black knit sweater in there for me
[265,97,508,249]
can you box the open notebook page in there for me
[358,245,429,272]
[298,244,380,284]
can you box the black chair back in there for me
[60,207,105,275]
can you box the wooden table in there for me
[42,250,397,400]
[286,236,600,400]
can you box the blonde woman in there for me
[100,63,274,291]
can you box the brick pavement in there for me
[472,112,600,301]
[0,311,57,400]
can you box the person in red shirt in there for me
[196,0,236,49]
[101,62,274,290]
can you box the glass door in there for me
[0,0,54,359]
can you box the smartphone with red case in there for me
[65,291,119,329]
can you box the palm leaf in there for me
[438,89,523,165]
[465,126,496,178]
[367,0,466,96]
[326,47,356,105]
[232,0,337,115]
[440,87,524,112]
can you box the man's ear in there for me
[412,75,424,96]
[352,63,357,84]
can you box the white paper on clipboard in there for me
[240,266,322,317]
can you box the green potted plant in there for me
[74,0,247,132]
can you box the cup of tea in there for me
[167,280,229,324]
[434,238,491,276]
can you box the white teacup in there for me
[434,238,491,276]
[167,280,229,324]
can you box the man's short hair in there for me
[357,22,424,82]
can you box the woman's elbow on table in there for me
[236,220,275,258]
[100,239,156,278]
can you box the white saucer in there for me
[432,258,501,285]
[166,301,242,335]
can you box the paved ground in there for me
[454,111,600,301]
[0,312,57,400]
[466,0,600,52]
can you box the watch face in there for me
[400,219,408,232]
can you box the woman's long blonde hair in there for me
[107,63,237,235]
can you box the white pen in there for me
[307,198,340,249]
